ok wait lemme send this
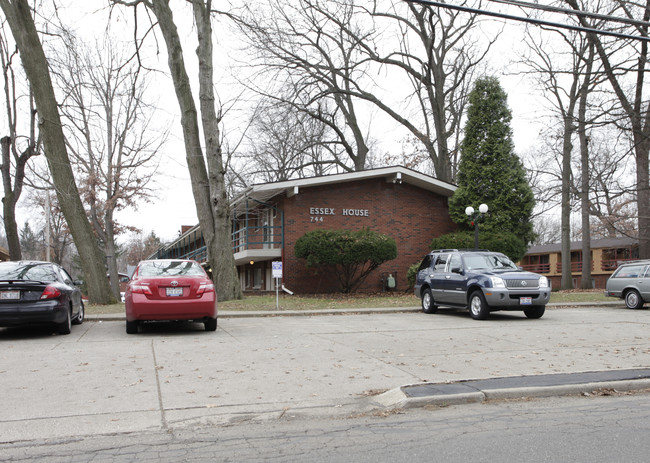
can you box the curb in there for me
[371,370,650,410]
[86,302,626,322]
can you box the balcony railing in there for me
[555,261,594,273]
[520,263,550,273]
[232,225,283,253]
[601,258,637,272]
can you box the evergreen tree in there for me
[19,222,41,260]
[449,76,535,251]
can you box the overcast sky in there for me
[11,0,548,244]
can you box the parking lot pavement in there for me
[1,306,650,443]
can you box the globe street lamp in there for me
[465,203,489,249]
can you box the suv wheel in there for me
[625,290,644,309]
[524,306,545,319]
[421,288,438,314]
[469,290,489,320]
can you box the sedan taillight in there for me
[131,283,153,295]
[40,285,62,300]
[197,282,215,297]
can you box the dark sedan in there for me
[0,261,85,334]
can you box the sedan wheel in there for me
[58,308,72,335]
[72,302,85,325]
[421,288,438,314]
[126,320,139,334]
[625,290,644,309]
[469,291,489,320]
[204,317,217,331]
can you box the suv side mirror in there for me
[451,266,463,274]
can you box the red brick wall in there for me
[277,178,457,294]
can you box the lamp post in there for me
[465,203,489,249]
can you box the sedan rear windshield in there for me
[464,254,518,271]
[138,261,205,277]
[0,263,58,282]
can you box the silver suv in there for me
[414,249,551,320]
[604,260,650,309]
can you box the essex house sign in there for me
[309,206,370,222]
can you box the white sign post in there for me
[272,261,283,310]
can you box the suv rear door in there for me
[444,253,467,305]
[430,253,450,304]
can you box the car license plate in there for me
[520,297,532,305]
[0,290,20,300]
[166,287,183,297]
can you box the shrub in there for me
[295,228,397,293]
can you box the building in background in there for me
[152,167,457,294]
[520,237,639,289]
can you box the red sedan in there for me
[125,259,217,334]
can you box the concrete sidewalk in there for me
[2,304,648,443]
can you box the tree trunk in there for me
[150,0,241,301]
[579,44,594,290]
[0,136,21,260]
[0,0,113,303]
[561,114,574,290]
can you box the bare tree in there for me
[565,0,650,258]
[235,0,374,173]
[241,99,340,182]
[0,24,39,260]
[359,0,496,182]
[111,0,241,301]
[50,30,161,298]
[0,0,114,303]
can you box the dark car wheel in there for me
[624,290,644,309]
[469,290,489,320]
[421,288,438,314]
[58,308,72,335]
[524,305,545,319]
[126,320,139,334]
[204,317,217,331]
[72,302,85,325]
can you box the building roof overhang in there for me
[526,237,639,255]
[230,166,456,215]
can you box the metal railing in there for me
[520,263,551,273]
[232,225,283,253]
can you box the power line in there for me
[485,0,650,29]
[403,0,650,42]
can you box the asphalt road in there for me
[2,393,650,462]
[1,306,649,445]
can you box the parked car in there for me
[414,249,551,320]
[0,261,84,334]
[604,260,650,309]
[125,259,217,334]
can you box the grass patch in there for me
[85,289,615,314]
[550,289,610,303]
[86,302,125,315]
[218,292,420,311]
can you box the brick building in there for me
[520,237,639,289]
[154,167,457,294]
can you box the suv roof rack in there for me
[429,249,491,253]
